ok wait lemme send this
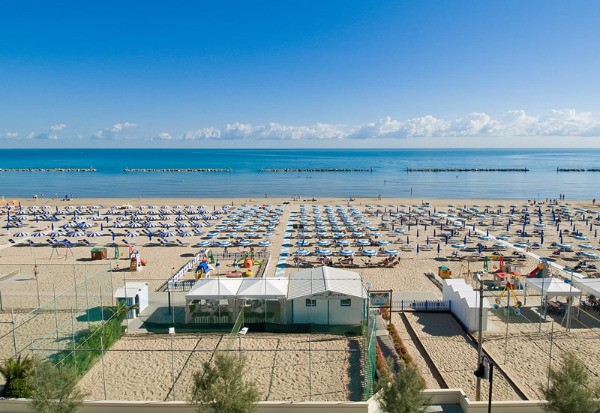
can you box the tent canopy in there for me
[571,278,600,297]
[287,266,366,300]
[525,277,582,298]
[186,278,242,300]
[186,278,289,300]
[236,278,288,299]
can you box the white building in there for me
[287,266,367,326]
[183,266,368,326]
[114,282,149,319]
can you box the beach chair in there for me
[158,238,176,246]
[80,239,97,247]
[176,239,190,247]
[122,239,136,247]
[26,239,44,247]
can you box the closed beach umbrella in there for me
[416,229,419,238]
[416,244,419,254]
[437,243,441,255]
[540,232,544,245]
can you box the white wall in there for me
[443,279,490,333]
[328,297,363,325]
[291,296,363,325]
[291,297,328,324]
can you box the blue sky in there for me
[1,1,600,148]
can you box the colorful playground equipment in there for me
[195,261,215,279]
[234,252,264,277]
[494,275,522,315]
[129,250,146,271]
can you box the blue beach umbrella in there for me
[445,235,449,245]
[416,229,419,238]
[416,244,419,254]
[560,234,563,244]
[540,232,544,245]
[437,243,441,255]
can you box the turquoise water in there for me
[0,148,598,199]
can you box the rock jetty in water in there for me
[123,168,232,173]
[260,168,373,172]
[0,168,96,172]
[405,168,529,172]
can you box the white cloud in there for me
[93,122,138,140]
[50,123,67,132]
[2,132,19,139]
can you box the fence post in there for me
[100,335,107,400]
[11,309,17,358]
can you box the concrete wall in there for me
[0,399,378,413]
[0,390,548,413]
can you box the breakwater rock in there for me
[123,168,232,173]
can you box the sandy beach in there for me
[1,196,599,402]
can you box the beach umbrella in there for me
[560,234,563,244]
[14,231,29,237]
[295,249,310,256]
[426,236,430,245]
[486,229,489,236]
[540,232,544,245]
[464,235,467,244]
[406,235,409,244]
[31,231,46,237]
[416,244,420,254]
[595,229,598,238]
[68,230,85,237]
[433,229,436,237]
[445,235,448,245]
[86,231,102,237]
[339,249,354,256]
[477,244,483,254]
[111,232,116,241]
[362,249,377,256]
[437,243,441,255]
[317,249,332,256]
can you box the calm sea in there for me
[0,148,599,199]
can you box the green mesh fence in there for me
[225,306,245,351]
[0,263,113,366]
[362,310,377,400]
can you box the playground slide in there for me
[527,264,542,278]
